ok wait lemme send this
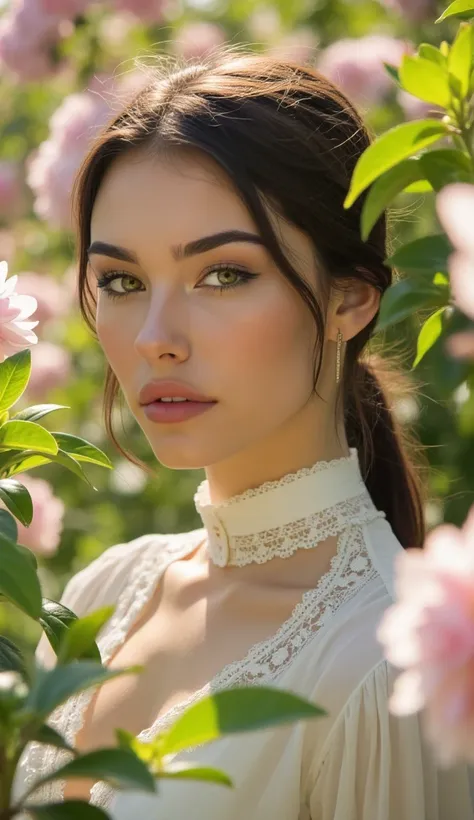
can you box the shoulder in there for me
[35,528,204,668]
[60,528,205,614]
[59,532,166,614]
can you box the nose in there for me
[134,292,190,364]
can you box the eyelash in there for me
[95,264,259,300]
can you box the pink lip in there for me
[143,399,217,424]
[139,379,215,405]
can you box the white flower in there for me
[0,261,39,362]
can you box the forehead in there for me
[90,148,256,244]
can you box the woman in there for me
[15,48,474,818]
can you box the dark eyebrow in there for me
[87,230,266,265]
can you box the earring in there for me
[335,329,343,384]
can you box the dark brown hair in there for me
[72,47,428,548]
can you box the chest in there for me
[62,556,311,800]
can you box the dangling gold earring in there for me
[335,329,343,384]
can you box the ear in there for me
[327,278,381,343]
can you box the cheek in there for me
[96,301,136,376]
[218,288,314,398]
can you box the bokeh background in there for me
[1,0,473,653]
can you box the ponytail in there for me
[345,356,428,549]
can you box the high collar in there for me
[193,448,385,568]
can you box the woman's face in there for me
[89,148,333,476]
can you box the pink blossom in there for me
[0,161,23,218]
[14,272,72,327]
[26,341,71,399]
[317,35,412,108]
[172,22,227,61]
[380,0,437,23]
[377,506,474,766]
[13,473,65,557]
[38,0,88,15]
[114,0,169,22]
[436,183,474,360]
[26,91,111,231]
[0,261,38,363]
[0,0,63,81]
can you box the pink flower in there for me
[38,0,88,16]
[26,90,111,231]
[317,35,412,108]
[14,272,72,327]
[380,0,437,22]
[0,261,38,362]
[13,473,65,557]
[436,183,474,361]
[377,506,474,766]
[114,0,169,22]
[172,22,227,61]
[26,341,71,399]
[0,0,63,81]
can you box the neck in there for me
[203,424,349,506]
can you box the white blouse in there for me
[13,451,474,819]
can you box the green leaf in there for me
[160,686,326,757]
[413,308,446,367]
[0,635,27,675]
[361,158,426,241]
[0,478,33,526]
[0,508,18,541]
[2,449,96,489]
[160,762,232,787]
[26,802,110,819]
[26,661,142,718]
[0,421,58,455]
[437,1,474,22]
[418,149,474,190]
[418,43,448,67]
[16,542,38,570]
[385,233,454,272]
[404,180,433,193]
[57,606,114,664]
[13,404,69,423]
[376,279,450,332]
[30,723,75,753]
[32,748,156,794]
[399,56,451,107]
[344,120,447,208]
[40,599,79,658]
[51,433,112,469]
[0,350,31,414]
[0,532,42,619]
[421,308,472,396]
[448,23,474,99]
[383,62,401,85]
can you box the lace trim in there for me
[194,448,358,509]
[216,493,380,567]
[17,532,202,808]
[89,522,379,811]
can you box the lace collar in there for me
[194,447,381,568]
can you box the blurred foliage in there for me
[0,0,473,655]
